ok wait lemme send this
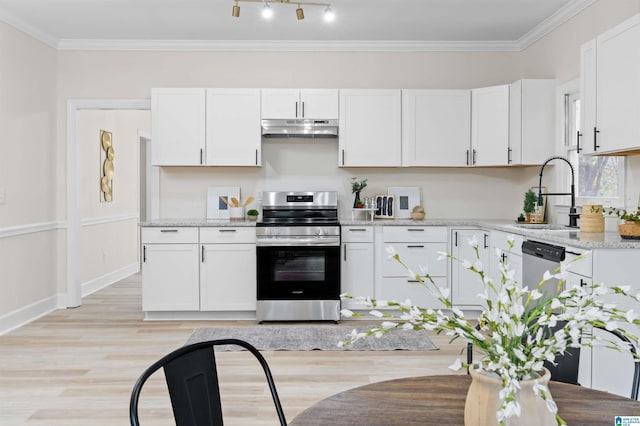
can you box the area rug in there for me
[185,325,438,351]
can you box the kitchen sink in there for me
[512,223,576,231]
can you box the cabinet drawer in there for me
[383,226,448,243]
[492,231,523,255]
[200,227,256,244]
[565,246,592,278]
[141,227,199,244]
[381,276,447,309]
[342,226,374,243]
[383,243,448,277]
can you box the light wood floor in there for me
[0,273,467,425]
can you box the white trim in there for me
[518,0,597,50]
[81,263,139,298]
[0,5,58,48]
[56,39,523,52]
[80,213,139,227]
[0,221,62,238]
[66,99,151,309]
[0,294,58,336]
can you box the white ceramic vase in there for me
[464,367,556,426]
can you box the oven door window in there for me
[257,246,340,300]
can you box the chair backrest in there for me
[130,338,287,426]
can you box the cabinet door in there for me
[451,229,489,307]
[142,243,200,311]
[339,89,402,167]
[510,80,556,166]
[341,242,374,310]
[471,85,509,166]
[596,15,640,153]
[261,89,300,119]
[580,39,598,155]
[200,243,257,311]
[151,88,206,166]
[402,90,471,167]
[206,89,261,166]
[300,89,339,119]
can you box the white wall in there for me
[77,110,149,286]
[0,21,58,328]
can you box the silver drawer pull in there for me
[348,228,367,232]
[407,279,421,283]
[160,229,179,233]
[407,245,424,248]
[407,228,425,232]
[218,229,238,232]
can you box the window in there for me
[563,85,625,207]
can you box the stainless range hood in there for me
[261,119,338,138]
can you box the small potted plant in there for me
[246,209,260,221]
[517,212,526,222]
[523,189,536,222]
[607,206,640,239]
[351,177,368,208]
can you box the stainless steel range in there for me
[256,191,341,322]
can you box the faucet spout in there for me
[537,156,579,228]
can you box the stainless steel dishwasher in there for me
[522,240,566,301]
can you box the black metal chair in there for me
[467,323,640,400]
[129,338,287,426]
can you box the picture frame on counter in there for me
[207,186,240,219]
[388,187,420,219]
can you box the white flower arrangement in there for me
[340,235,640,426]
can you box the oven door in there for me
[257,245,340,300]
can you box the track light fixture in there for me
[231,0,333,22]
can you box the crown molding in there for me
[0,5,58,48]
[518,0,596,50]
[56,38,522,52]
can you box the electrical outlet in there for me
[0,188,5,204]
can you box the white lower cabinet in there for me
[489,231,523,288]
[341,226,374,310]
[200,228,256,311]
[450,229,489,307]
[141,227,200,311]
[381,226,448,309]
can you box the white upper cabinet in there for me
[402,90,471,167]
[581,14,640,155]
[261,89,338,119]
[508,79,556,165]
[152,88,261,166]
[339,89,402,167]
[152,88,206,166]
[206,89,261,166]
[471,84,510,166]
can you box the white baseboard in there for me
[0,295,58,336]
[82,263,139,297]
[0,263,139,335]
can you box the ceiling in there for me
[0,0,594,51]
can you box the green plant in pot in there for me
[246,209,260,221]
[351,177,368,208]
[607,206,640,239]
[523,189,536,222]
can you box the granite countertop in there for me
[140,218,640,249]
[340,218,640,250]
[139,218,257,227]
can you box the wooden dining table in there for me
[289,374,640,425]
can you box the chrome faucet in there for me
[537,156,580,228]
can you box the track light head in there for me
[324,6,334,22]
[232,2,240,17]
[262,2,273,18]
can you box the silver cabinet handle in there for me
[302,101,305,117]
[200,148,203,165]
[160,229,178,233]
[255,149,259,165]
[407,228,424,232]
[219,229,237,232]
[295,101,298,118]
[348,228,367,232]
[143,245,146,263]
[407,245,424,248]
[341,149,345,165]
[201,245,205,263]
